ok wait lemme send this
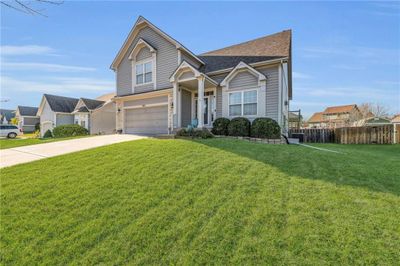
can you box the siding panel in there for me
[124,96,168,107]
[257,65,279,122]
[229,71,258,89]
[136,47,152,61]
[116,26,178,96]
[216,87,222,118]
[181,51,202,69]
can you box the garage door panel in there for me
[124,105,168,134]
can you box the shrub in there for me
[251,117,281,139]
[175,128,189,137]
[191,128,214,139]
[53,124,89,138]
[228,117,251,137]
[211,118,230,136]
[175,128,214,139]
[35,122,40,131]
[43,129,53,138]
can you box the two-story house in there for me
[111,16,292,135]
[308,104,362,128]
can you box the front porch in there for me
[170,61,218,130]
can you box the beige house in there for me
[15,106,40,132]
[308,104,361,128]
[111,16,292,135]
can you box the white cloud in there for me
[1,76,114,94]
[293,72,312,80]
[1,45,56,56]
[2,62,96,72]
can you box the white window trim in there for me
[131,48,157,93]
[228,89,258,117]
[134,58,154,86]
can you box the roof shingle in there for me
[201,30,291,57]
[17,106,38,116]
[323,104,357,114]
[44,94,79,113]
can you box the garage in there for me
[124,105,168,134]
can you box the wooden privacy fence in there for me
[289,128,335,143]
[335,125,394,144]
[289,125,397,144]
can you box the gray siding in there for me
[257,65,279,121]
[24,117,39,126]
[124,96,168,107]
[134,83,154,94]
[181,51,202,69]
[136,47,152,61]
[179,71,194,80]
[116,26,178,96]
[56,114,74,126]
[229,71,258,89]
[181,89,192,127]
[216,87,222,118]
[22,125,36,133]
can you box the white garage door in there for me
[124,105,168,134]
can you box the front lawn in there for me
[1,139,399,264]
[0,135,90,150]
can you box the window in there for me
[136,61,152,85]
[229,90,257,116]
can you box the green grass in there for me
[0,135,90,150]
[1,139,399,265]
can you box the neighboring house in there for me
[15,106,40,132]
[392,114,400,125]
[352,116,391,127]
[111,16,292,135]
[96,92,116,102]
[308,104,361,128]
[0,109,15,124]
[73,98,116,135]
[37,94,79,136]
[307,112,326,128]
[288,111,302,129]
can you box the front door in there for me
[195,96,210,126]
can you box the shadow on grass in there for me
[193,138,400,197]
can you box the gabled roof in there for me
[77,106,89,113]
[392,114,400,123]
[80,98,105,110]
[220,61,266,87]
[201,30,291,57]
[198,55,284,73]
[308,112,325,123]
[324,104,357,114]
[44,94,79,113]
[0,109,15,121]
[111,16,204,70]
[17,106,38,116]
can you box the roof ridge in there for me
[44,93,79,100]
[200,29,292,56]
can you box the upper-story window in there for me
[229,89,257,116]
[135,61,153,85]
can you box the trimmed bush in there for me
[211,118,230,136]
[43,129,53,138]
[175,128,214,139]
[53,124,89,138]
[251,117,281,139]
[228,117,251,137]
[192,128,214,139]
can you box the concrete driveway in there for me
[0,134,146,168]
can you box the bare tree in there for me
[358,102,390,118]
[1,0,63,17]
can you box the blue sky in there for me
[1,1,399,118]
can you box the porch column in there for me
[197,76,205,128]
[172,81,178,128]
